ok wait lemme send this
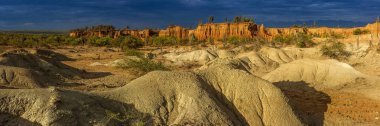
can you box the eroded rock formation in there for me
[193,22,261,41]
[70,22,270,40]
[159,25,189,40]
[70,22,380,41]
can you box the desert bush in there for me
[226,36,253,45]
[353,29,370,35]
[294,33,314,48]
[273,35,292,45]
[273,33,314,48]
[320,41,350,59]
[0,32,104,48]
[329,32,345,39]
[120,36,144,49]
[152,36,178,46]
[188,33,197,45]
[118,58,168,73]
[125,48,144,57]
[208,37,214,45]
[93,37,112,46]
[227,36,240,45]
[71,37,84,45]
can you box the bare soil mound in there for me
[263,59,367,88]
[0,65,43,88]
[350,50,380,76]
[102,60,302,125]
[163,49,236,65]
[0,88,149,126]
[0,49,111,88]
[0,61,303,125]
[0,49,82,79]
[236,47,322,76]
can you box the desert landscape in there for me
[0,19,380,126]
[2,0,380,125]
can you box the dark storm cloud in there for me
[0,0,379,30]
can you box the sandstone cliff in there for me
[267,23,380,37]
[193,22,260,41]
[364,22,380,35]
[69,22,380,41]
[159,25,189,40]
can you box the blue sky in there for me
[0,0,379,30]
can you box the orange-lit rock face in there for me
[69,23,269,40]
[267,27,357,38]
[193,22,259,41]
[69,22,380,41]
[266,23,380,38]
[308,27,356,36]
[365,22,380,35]
[159,26,189,40]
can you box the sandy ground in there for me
[1,34,379,125]
[53,43,380,125]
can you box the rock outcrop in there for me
[0,65,43,88]
[159,25,189,40]
[193,22,261,41]
[0,49,110,88]
[267,23,380,38]
[70,22,271,40]
[69,22,379,42]
[364,22,380,35]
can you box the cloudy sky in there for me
[0,0,379,30]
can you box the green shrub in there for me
[227,36,240,45]
[118,58,168,73]
[125,48,144,57]
[94,37,112,46]
[320,42,350,59]
[188,33,197,45]
[273,35,292,45]
[273,33,314,48]
[329,32,345,39]
[295,33,314,48]
[121,36,144,49]
[71,38,84,45]
[353,29,370,35]
[226,36,253,45]
[152,36,178,46]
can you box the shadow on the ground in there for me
[0,113,42,126]
[0,89,152,125]
[273,81,331,126]
[0,49,112,88]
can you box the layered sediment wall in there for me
[159,25,189,40]
[70,22,380,40]
[193,22,260,40]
